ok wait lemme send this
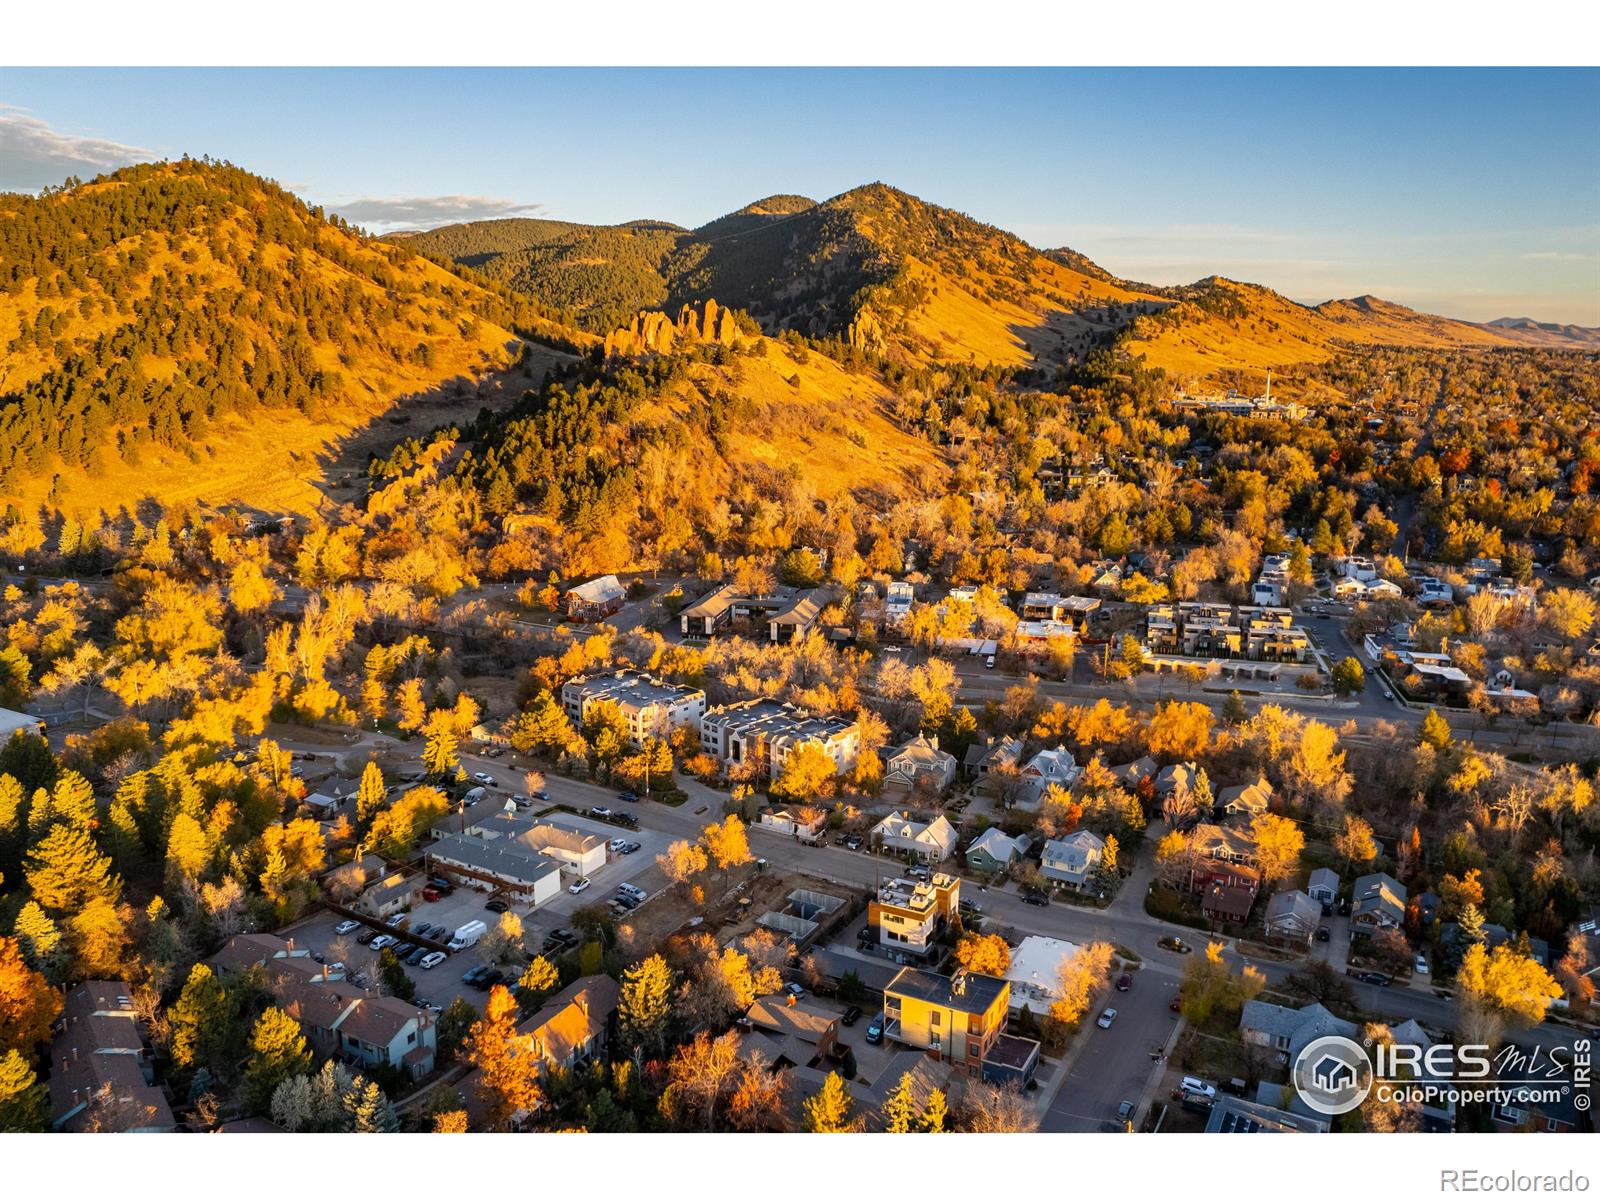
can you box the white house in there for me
[0,708,45,741]
[872,811,958,863]
[1004,936,1080,1015]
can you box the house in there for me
[564,574,626,622]
[1203,881,1257,923]
[1241,1000,1358,1062]
[882,967,1011,1071]
[1217,776,1273,819]
[872,811,958,863]
[743,994,840,1066]
[1040,830,1106,892]
[1188,824,1261,896]
[1350,872,1407,935]
[1264,890,1321,944]
[461,975,620,1128]
[884,734,957,794]
[1003,936,1079,1015]
[1489,1044,1592,1132]
[1155,761,1199,797]
[965,735,1022,780]
[700,698,860,778]
[1205,1094,1329,1133]
[560,670,705,749]
[757,807,826,843]
[1110,755,1157,791]
[439,811,608,881]
[426,824,565,905]
[0,707,45,742]
[766,593,823,643]
[868,874,961,958]
[965,827,1028,875]
[1306,868,1340,906]
[1018,745,1081,806]
[48,982,174,1133]
[361,871,417,917]
[214,935,437,1079]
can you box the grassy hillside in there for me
[0,160,583,520]
[464,326,940,575]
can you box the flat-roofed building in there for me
[700,698,860,777]
[882,967,1010,1071]
[868,873,960,958]
[561,669,705,749]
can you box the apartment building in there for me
[882,968,1011,1071]
[700,698,860,777]
[560,669,706,749]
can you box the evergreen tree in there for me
[0,1050,48,1132]
[24,822,121,912]
[1222,690,1248,725]
[347,1079,399,1133]
[880,1071,917,1133]
[619,954,675,1057]
[802,1071,857,1133]
[1419,708,1453,752]
[920,1087,949,1132]
[169,963,234,1076]
[11,902,66,983]
[244,1006,313,1113]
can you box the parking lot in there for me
[282,814,678,1012]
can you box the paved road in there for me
[1042,969,1181,1131]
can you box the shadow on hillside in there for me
[1007,299,1168,375]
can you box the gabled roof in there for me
[746,995,838,1045]
[967,826,1025,863]
[567,575,625,605]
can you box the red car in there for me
[420,887,441,902]
[1169,996,1182,1012]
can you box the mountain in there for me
[0,160,584,519]
[1482,316,1600,348]
[417,183,1587,377]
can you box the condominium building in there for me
[699,698,860,777]
[561,669,706,749]
[868,873,961,958]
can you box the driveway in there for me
[1040,969,1181,1131]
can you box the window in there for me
[930,1010,942,1027]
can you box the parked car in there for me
[1117,1099,1135,1119]
[419,951,448,970]
[462,965,490,987]
[840,1005,862,1026]
[865,1019,884,1045]
[834,834,851,847]
[427,877,455,894]
[1021,891,1050,907]
[1180,1077,1217,1100]
[589,806,614,819]
[472,772,495,785]
[618,790,639,803]
[1356,971,1391,986]
[370,935,394,951]
[621,841,642,854]
[356,929,378,945]
[906,865,931,882]
[1097,1008,1118,1029]
[405,947,431,966]
[783,982,806,999]
[609,837,629,852]
[1320,901,1333,917]
[1414,954,1430,975]
[612,812,639,829]
[420,887,442,902]
[844,835,864,850]
[614,894,641,911]
[569,878,591,895]
[1116,973,1132,992]
[384,914,406,928]
[1169,996,1182,1013]
[334,919,360,935]
[484,898,509,914]
[1338,898,1352,917]
[1316,926,1331,943]
[984,654,996,669]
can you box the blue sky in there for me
[3,67,1596,323]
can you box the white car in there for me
[609,837,629,852]
[333,920,360,935]
[370,935,394,951]
[419,951,447,970]
[568,878,591,895]
[1414,954,1429,975]
[1097,1008,1118,1029]
[472,772,495,786]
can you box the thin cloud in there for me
[331,194,546,231]
[1521,250,1592,262]
[0,106,157,191]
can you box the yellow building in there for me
[882,967,1009,1071]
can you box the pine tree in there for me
[802,1071,857,1132]
[1419,708,1453,752]
[347,1079,399,1133]
[920,1087,949,1132]
[244,1007,313,1113]
[24,822,121,912]
[880,1071,917,1133]
[1459,901,1487,945]
[170,963,233,1075]
[0,1050,48,1132]
[619,954,675,1057]
[355,760,386,825]
[11,902,65,983]
[1222,690,1248,725]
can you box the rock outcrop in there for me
[604,298,741,357]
